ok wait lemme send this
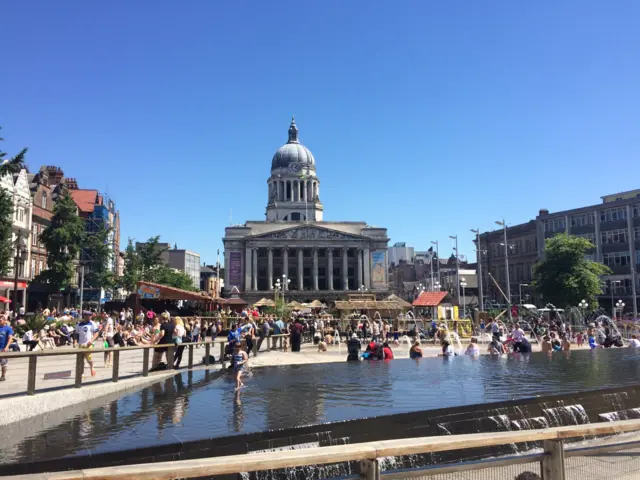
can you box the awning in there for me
[254,298,276,307]
[136,281,215,302]
[334,300,406,311]
[412,291,447,307]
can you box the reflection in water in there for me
[3,348,640,465]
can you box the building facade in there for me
[167,248,201,289]
[477,189,640,315]
[223,119,390,304]
[0,169,33,310]
[388,242,414,266]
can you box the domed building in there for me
[223,118,389,302]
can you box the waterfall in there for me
[543,404,589,426]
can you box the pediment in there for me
[252,226,364,241]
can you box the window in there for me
[571,213,595,227]
[637,251,640,264]
[602,251,631,267]
[601,229,628,245]
[636,226,640,240]
[575,232,596,244]
[32,224,38,246]
[600,207,627,223]
[544,218,565,233]
[633,204,640,218]
[17,208,24,222]
[41,192,47,209]
[31,259,35,278]
[38,261,43,273]
[584,254,596,262]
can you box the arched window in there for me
[41,192,47,209]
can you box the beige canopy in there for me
[254,298,276,307]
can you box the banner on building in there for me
[229,251,242,287]
[371,251,386,288]
[137,284,160,299]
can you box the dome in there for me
[271,117,315,169]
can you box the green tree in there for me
[533,234,611,308]
[137,235,168,281]
[38,193,86,291]
[83,221,115,296]
[119,238,140,292]
[0,129,27,275]
[155,265,197,291]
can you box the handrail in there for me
[8,418,640,480]
[0,339,224,359]
[0,334,290,396]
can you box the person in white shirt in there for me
[103,313,115,367]
[465,338,480,356]
[629,334,640,348]
[77,312,101,377]
[511,324,525,352]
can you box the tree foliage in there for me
[120,236,198,292]
[0,128,27,275]
[38,193,86,290]
[83,221,115,295]
[119,238,140,292]
[533,234,611,309]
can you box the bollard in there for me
[188,344,194,369]
[74,352,84,388]
[142,348,150,377]
[542,439,565,480]
[27,356,37,395]
[112,350,120,382]
[219,341,224,362]
[167,346,175,369]
[205,343,211,366]
[359,459,380,480]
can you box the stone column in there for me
[363,247,371,289]
[252,247,258,291]
[327,248,334,290]
[342,247,349,290]
[267,247,273,290]
[283,248,289,290]
[302,182,307,204]
[313,248,319,291]
[297,248,304,290]
[293,180,298,202]
[244,246,252,291]
[357,248,363,290]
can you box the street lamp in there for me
[495,219,512,320]
[470,228,484,312]
[12,231,27,316]
[519,284,529,307]
[460,277,467,318]
[358,284,368,292]
[616,299,625,320]
[449,235,460,308]
[609,280,622,319]
[579,299,589,310]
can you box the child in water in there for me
[232,343,249,390]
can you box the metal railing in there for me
[5,418,640,479]
[0,334,289,397]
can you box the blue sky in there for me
[2,1,639,264]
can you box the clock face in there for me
[289,162,302,173]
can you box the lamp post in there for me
[460,277,467,318]
[579,299,588,310]
[358,284,368,292]
[616,299,625,320]
[609,280,621,319]
[430,240,440,288]
[12,231,26,316]
[470,229,484,312]
[77,263,86,313]
[449,235,460,308]
[519,284,529,307]
[495,219,512,320]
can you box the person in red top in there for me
[382,342,394,360]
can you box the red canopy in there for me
[412,291,447,307]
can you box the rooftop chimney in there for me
[66,177,79,190]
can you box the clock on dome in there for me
[289,162,302,173]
